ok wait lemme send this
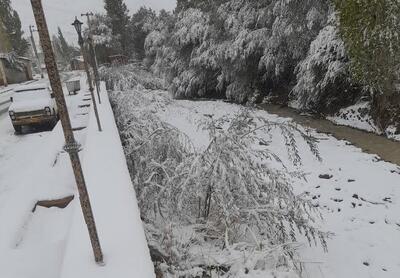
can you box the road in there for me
[0,73,91,278]
[0,73,75,117]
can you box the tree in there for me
[146,0,329,102]
[104,0,130,56]
[335,0,400,96]
[83,13,115,64]
[0,0,29,56]
[335,0,400,129]
[52,27,78,70]
[129,7,156,59]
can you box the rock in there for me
[348,179,356,182]
[319,174,333,179]
[352,194,359,199]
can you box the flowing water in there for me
[259,104,400,166]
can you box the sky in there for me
[11,0,176,44]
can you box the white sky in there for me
[11,0,176,44]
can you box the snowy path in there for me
[157,99,400,278]
[0,78,154,278]
[0,75,91,278]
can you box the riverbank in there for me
[260,104,400,166]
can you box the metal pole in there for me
[82,12,101,104]
[29,25,44,78]
[30,0,104,264]
[78,37,102,132]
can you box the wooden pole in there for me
[30,0,104,264]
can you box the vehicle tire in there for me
[13,125,22,134]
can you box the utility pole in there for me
[81,12,101,104]
[29,25,44,78]
[30,0,104,264]
[72,17,102,132]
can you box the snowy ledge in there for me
[60,87,155,278]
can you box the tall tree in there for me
[0,0,29,55]
[104,0,130,56]
[335,0,400,129]
[53,27,78,69]
[129,7,156,59]
[335,0,400,96]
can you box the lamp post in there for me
[30,0,104,264]
[72,17,102,132]
[29,25,44,78]
[82,12,101,104]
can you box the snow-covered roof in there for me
[14,83,48,92]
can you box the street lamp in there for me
[72,17,84,45]
[72,17,102,132]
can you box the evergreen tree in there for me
[57,27,72,60]
[104,0,130,56]
[129,7,156,60]
[335,0,400,129]
[53,27,78,70]
[0,0,29,56]
[335,0,400,96]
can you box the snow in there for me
[152,94,400,277]
[60,84,155,278]
[0,78,85,278]
[327,101,400,142]
[10,98,55,113]
[327,101,380,134]
[0,74,153,278]
[386,125,400,142]
[13,83,49,92]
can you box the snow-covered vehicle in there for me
[8,83,59,133]
[65,78,81,95]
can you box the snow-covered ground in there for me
[0,76,89,278]
[152,96,400,278]
[0,75,154,278]
[328,101,400,141]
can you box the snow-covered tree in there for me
[104,65,327,277]
[291,15,362,114]
[104,0,130,56]
[0,0,29,56]
[52,27,78,70]
[335,0,400,129]
[145,0,330,103]
[128,7,156,59]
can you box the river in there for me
[259,104,400,166]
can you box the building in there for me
[0,23,33,86]
[0,54,33,86]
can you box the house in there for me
[70,56,85,71]
[0,23,33,86]
[0,53,33,86]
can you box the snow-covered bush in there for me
[290,19,362,114]
[99,64,165,91]
[108,70,327,277]
[142,0,330,103]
